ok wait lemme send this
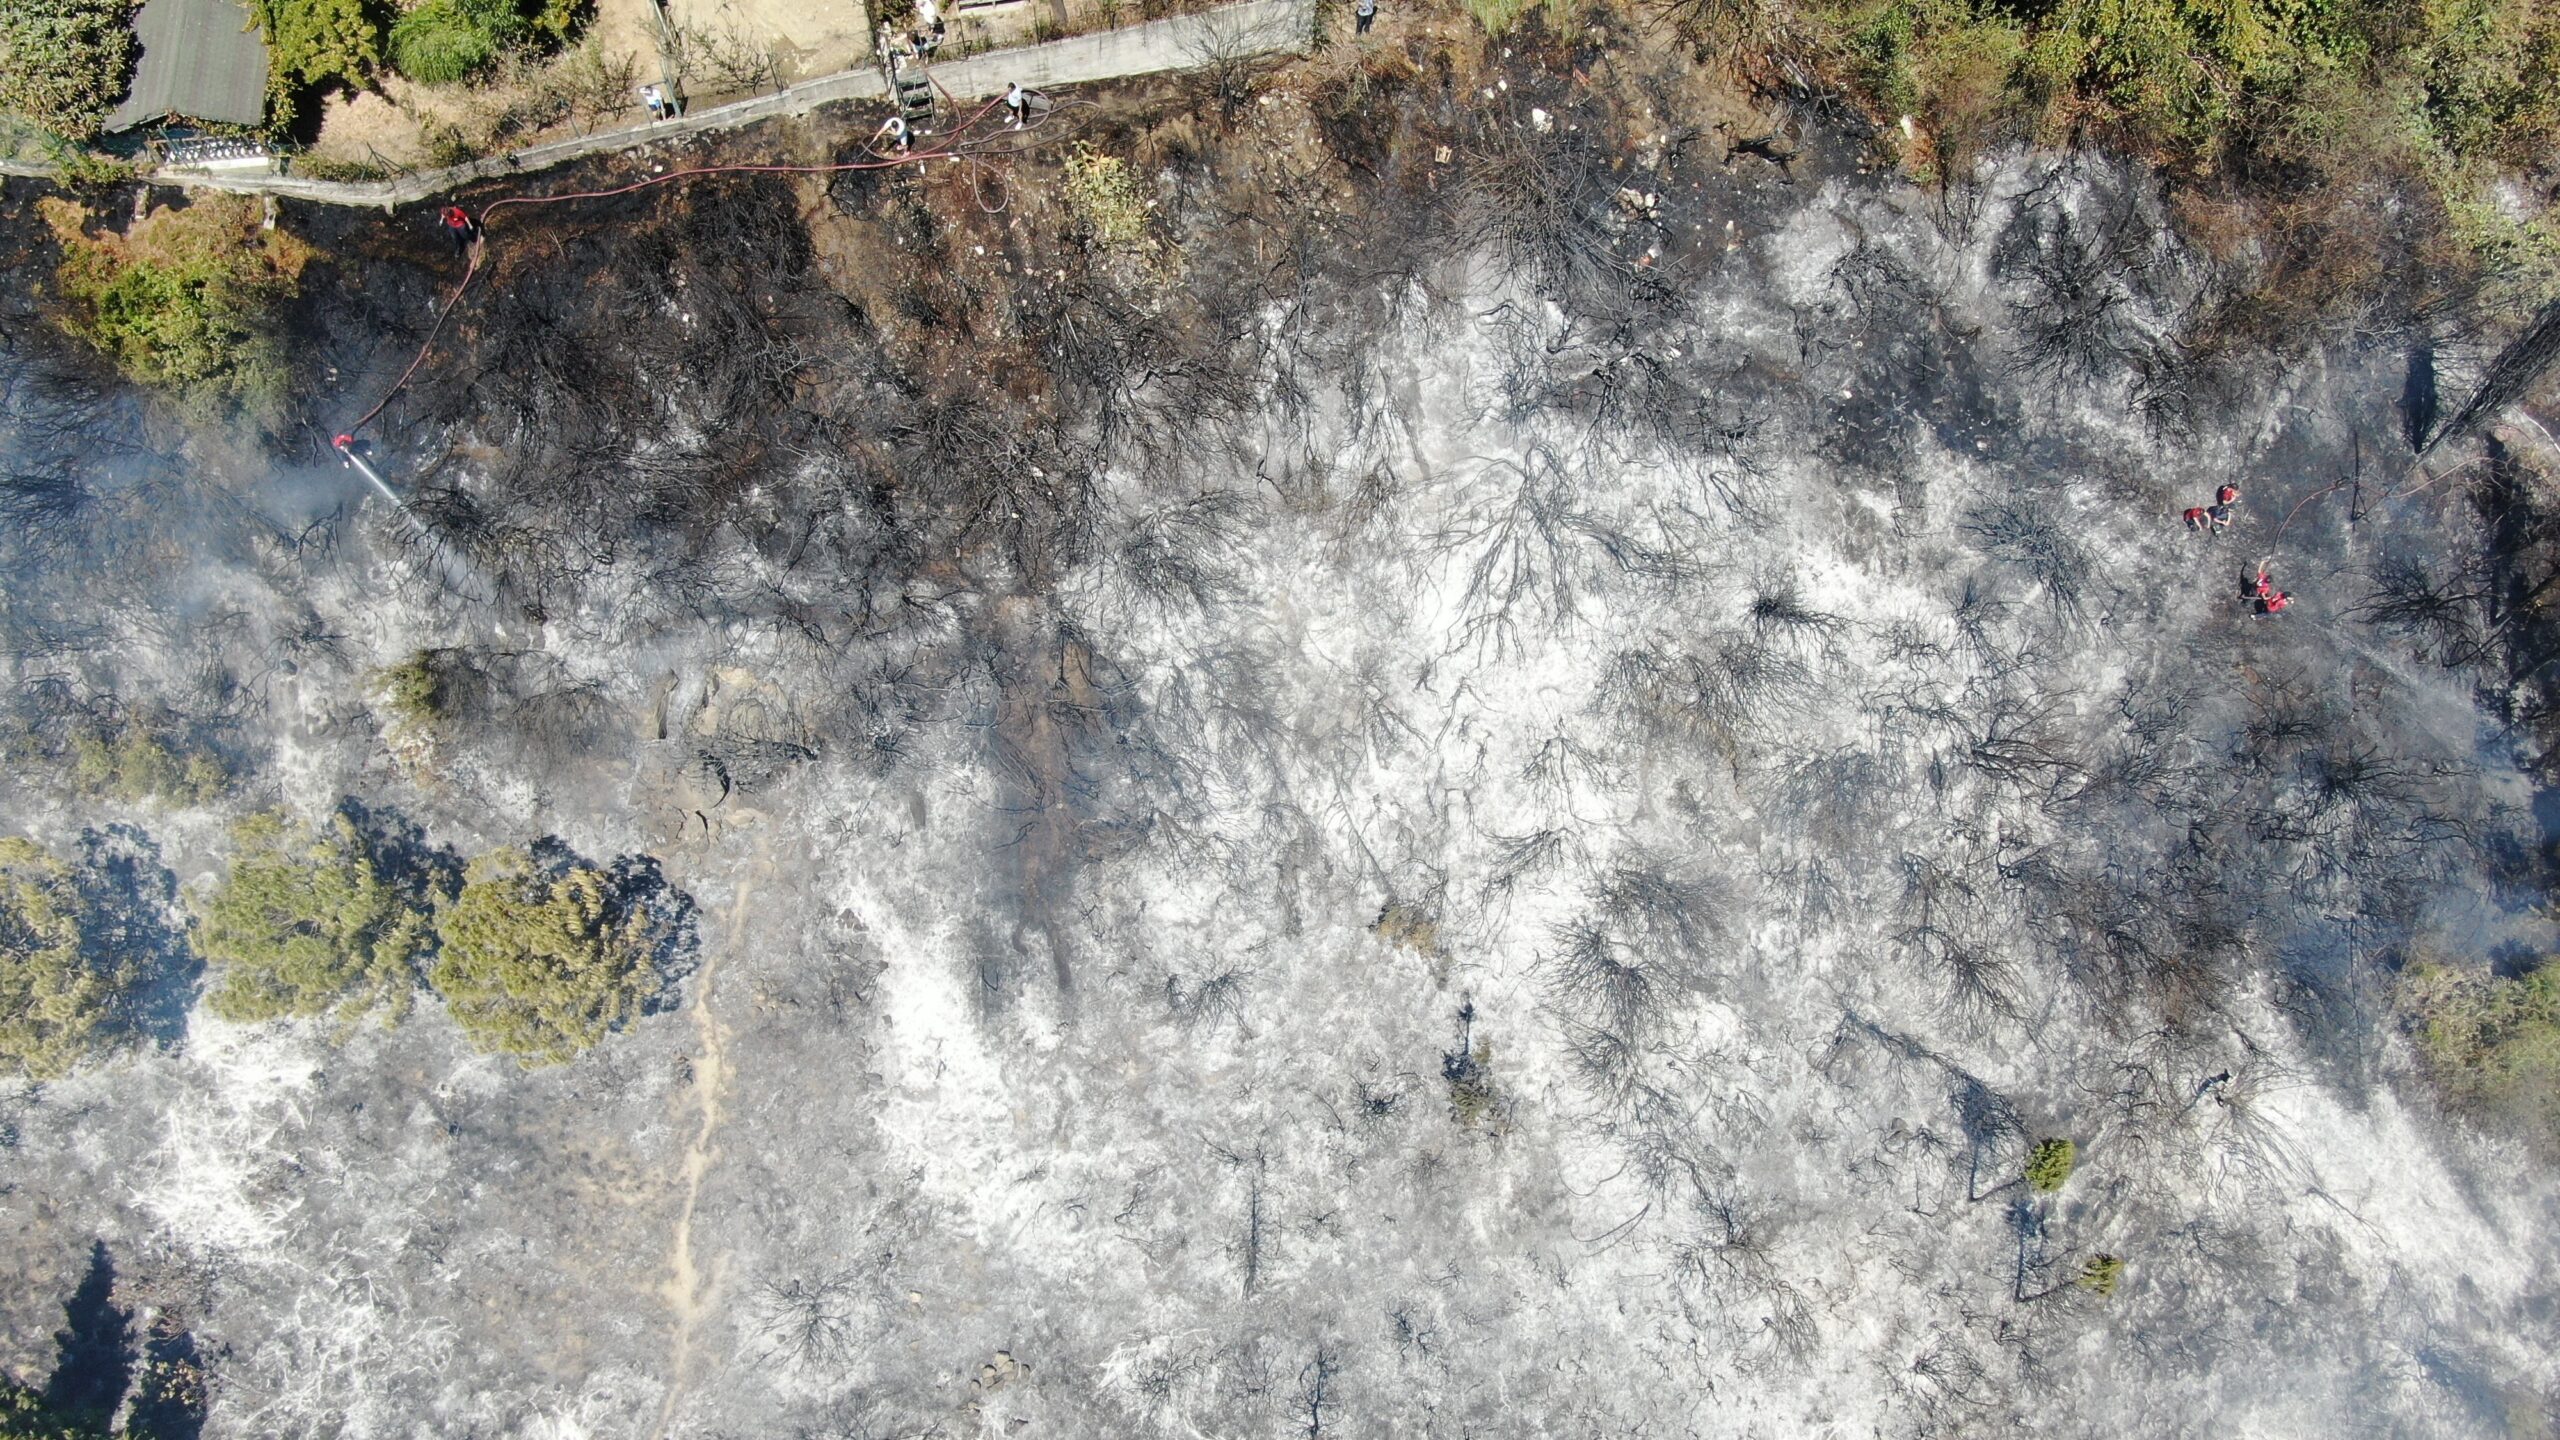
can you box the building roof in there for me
[103,0,270,132]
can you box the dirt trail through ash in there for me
[648,850,758,1438]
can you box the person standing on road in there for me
[1356,0,1377,34]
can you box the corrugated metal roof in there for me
[103,0,270,132]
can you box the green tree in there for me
[197,810,450,1032]
[2025,1136,2077,1192]
[430,845,665,1065]
[249,0,379,130]
[0,0,137,140]
[0,838,125,1081]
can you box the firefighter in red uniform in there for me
[439,205,480,257]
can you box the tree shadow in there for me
[607,851,701,1013]
[336,796,465,907]
[1953,1076,2022,1203]
[20,1241,209,1439]
[73,826,194,1053]
[126,1311,208,1440]
[44,1241,128,1424]
[2401,343,2437,453]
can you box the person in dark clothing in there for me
[1356,0,1377,32]
[2207,501,2232,532]
[438,205,479,257]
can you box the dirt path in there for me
[589,0,670,77]
[647,856,756,1440]
[667,0,875,86]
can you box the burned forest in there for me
[2,13,2559,1438]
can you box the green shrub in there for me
[2076,1253,2124,1296]
[430,845,665,1065]
[2025,1136,2077,1192]
[389,0,553,85]
[0,837,128,1081]
[1445,1037,1502,1129]
[391,4,501,84]
[1677,0,2560,287]
[2412,0,2560,168]
[43,135,137,188]
[1373,901,1440,954]
[67,721,227,806]
[197,810,451,1032]
[1061,144,1153,253]
[2401,958,2560,1146]
[1464,0,1554,35]
[372,651,450,734]
[2435,182,2560,306]
[0,0,137,140]
[40,195,312,425]
[0,1378,90,1440]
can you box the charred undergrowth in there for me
[2,16,2547,1064]
[2,12,2560,1434]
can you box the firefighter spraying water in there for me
[332,434,403,508]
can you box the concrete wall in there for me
[0,0,1314,210]
[927,0,1313,98]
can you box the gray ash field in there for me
[3,35,2559,1439]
